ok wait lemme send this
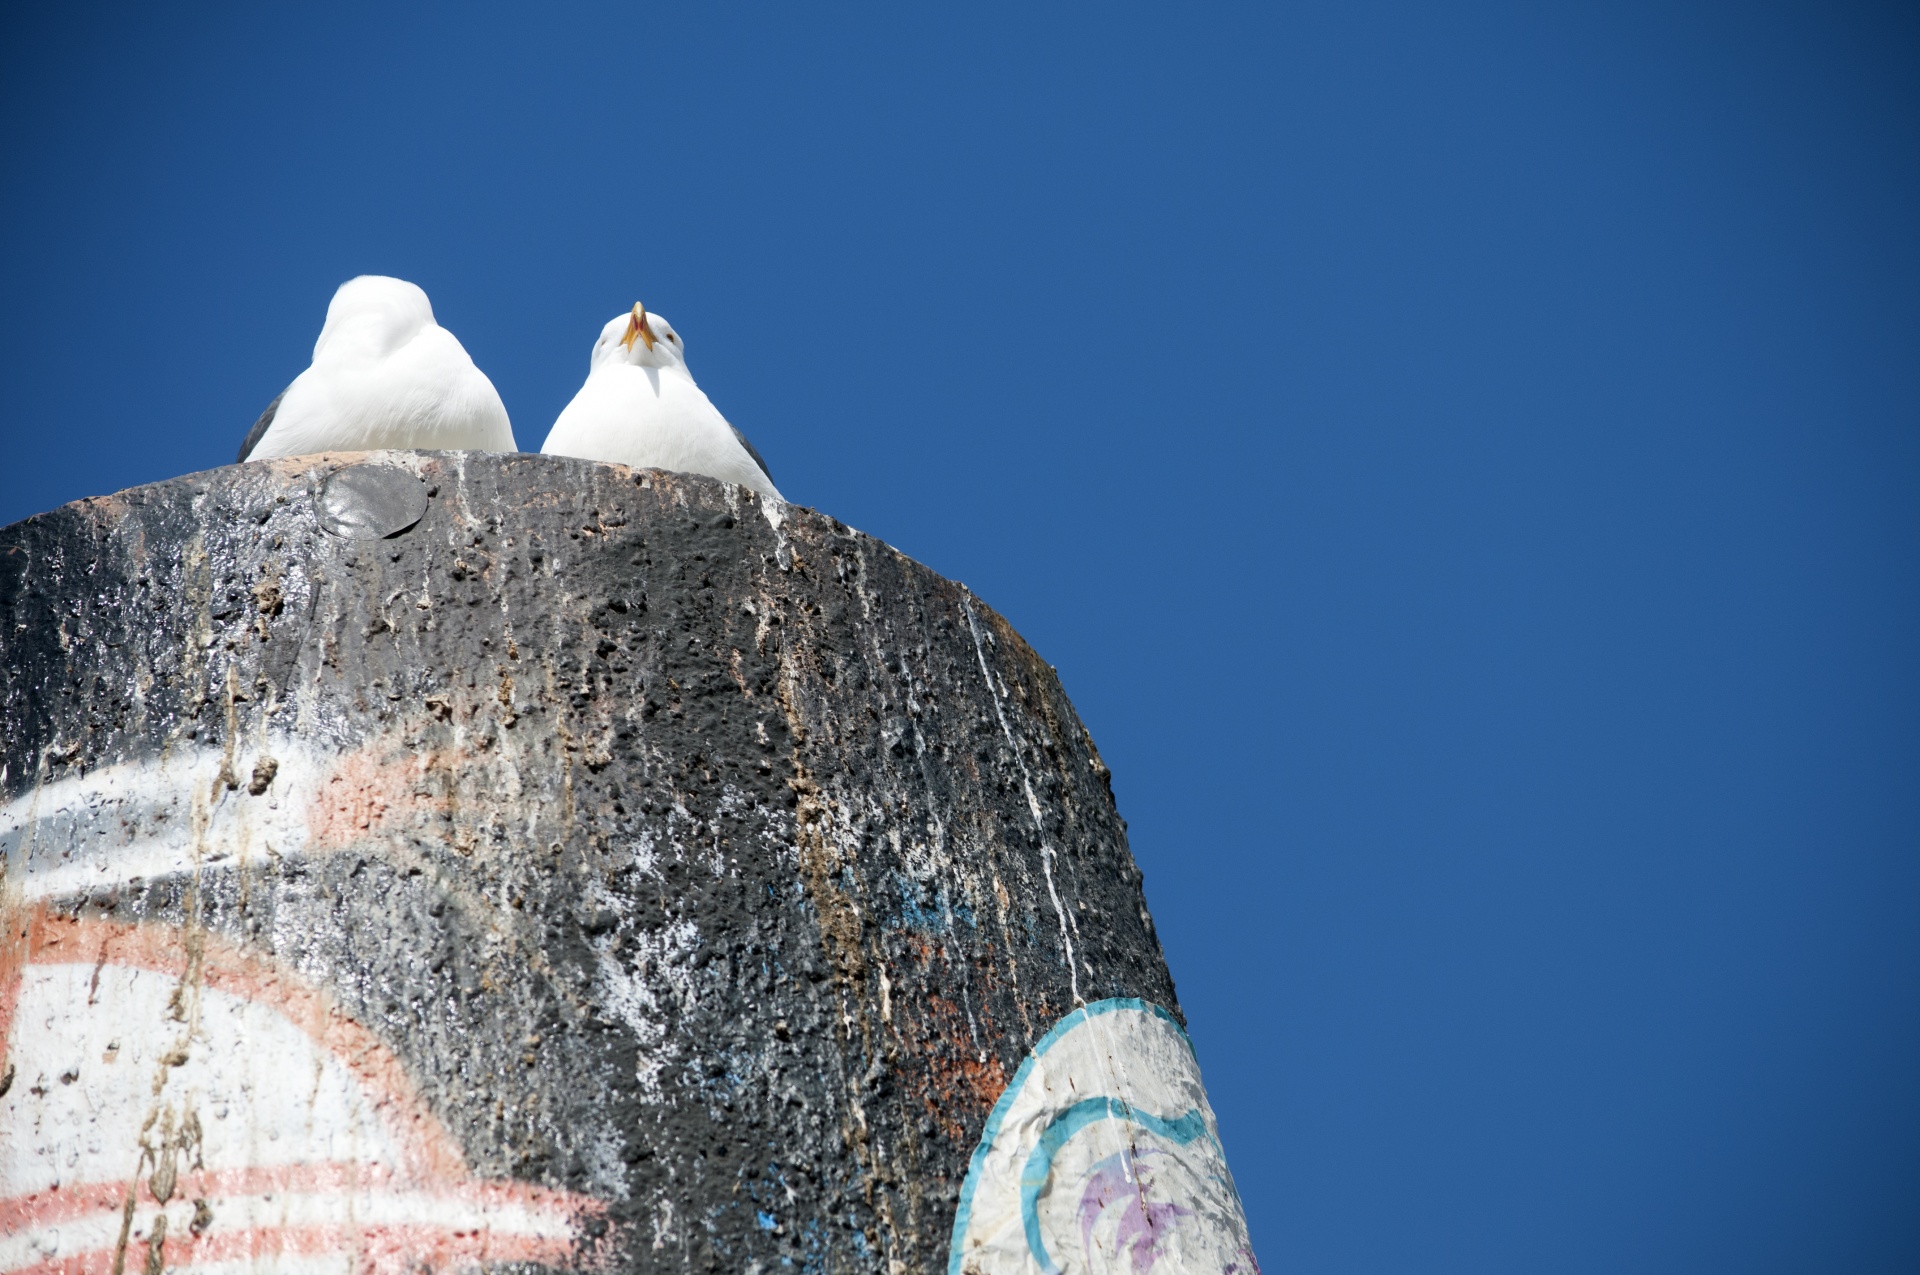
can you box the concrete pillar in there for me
[0,452,1257,1275]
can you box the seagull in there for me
[238,276,515,461]
[540,303,781,501]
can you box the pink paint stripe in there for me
[3,1165,596,1230]
[0,910,467,1180]
[4,1218,596,1275]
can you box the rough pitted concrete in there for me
[0,452,1178,1274]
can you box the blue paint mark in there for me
[1019,1098,1207,1275]
[894,875,978,934]
[895,879,946,933]
[900,892,940,930]
[797,1219,828,1275]
[757,1210,779,1232]
[946,999,1197,1275]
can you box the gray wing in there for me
[237,387,289,462]
[730,423,775,486]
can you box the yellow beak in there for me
[621,302,656,352]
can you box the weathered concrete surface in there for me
[0,453,1248,1275]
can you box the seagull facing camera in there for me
[237,275,515,462]
[540,303,781,502]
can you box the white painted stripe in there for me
[0,742,319,904]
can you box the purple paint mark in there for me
[1075,1148,1194,1274]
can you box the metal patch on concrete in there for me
[948,1000,1257,1275]
[315,461,428,539]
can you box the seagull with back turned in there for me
[540,303,781,502]
[238,275,515,461]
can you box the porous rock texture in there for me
[0,452,1178,1274]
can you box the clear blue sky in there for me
[4,2,1918,1268]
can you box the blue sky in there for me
[4,2,1918,1269]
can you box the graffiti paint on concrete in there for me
[0,745,608,1274]
[2,457,1212,1275]
[948,1000,1258,1275]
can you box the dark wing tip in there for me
[237,389,288,463]
[729,423,775,486]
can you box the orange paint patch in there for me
[305,747,459,849]
[897,991,1010,1149]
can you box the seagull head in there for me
[312,276,436,364]
[591,302,686,371]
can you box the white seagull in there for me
[540,303,781,501]
[238,275,515,461]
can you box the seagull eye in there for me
[668,333,679,344]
